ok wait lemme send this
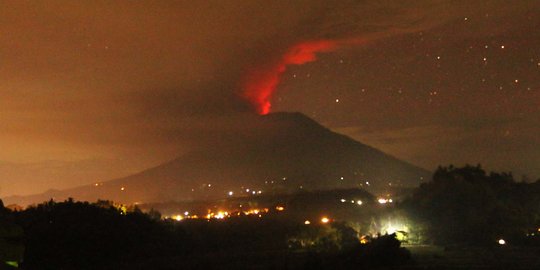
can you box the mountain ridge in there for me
[4,112,430,206]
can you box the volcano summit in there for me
[5,112,429,206]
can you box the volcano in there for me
[5,112,430,206]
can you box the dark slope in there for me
[5,112,430,205]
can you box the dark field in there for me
[405,245,540,270]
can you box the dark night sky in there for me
[1,1,539,196]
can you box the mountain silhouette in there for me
[5,112,430,206]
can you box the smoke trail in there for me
[242,39,359,115]
[240,3,456,115]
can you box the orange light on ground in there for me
[275,206,285,211]
[360,236,368,244]
[321,217,330,224]
[304,220,311,225]
[215,211,228,219]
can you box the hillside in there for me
[5,112,430,206]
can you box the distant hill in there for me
[4,112,430,206]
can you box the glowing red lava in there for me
[242,40,341,115]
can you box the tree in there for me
[13,199,187,270]
[0,200,24,268]
[403,165,540,245]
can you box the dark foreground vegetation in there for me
[0,199,409,269]
[1,165,540,269]
[403,165,540,246]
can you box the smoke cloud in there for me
[242,40,352,114]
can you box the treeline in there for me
[0,199,409,269]
[3,199,187,269]
[402,165,540,246]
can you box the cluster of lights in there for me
[167,208,275,222]
[523,228,540,238]
[244,209,262,215]
[339,198,363,205]
[167,211,199,221]
[264,180,279,185]
[377,198,393,204]
[209,208,270,219]
[209,211,229,219]
[224,187,266,197]
[242,188,263,195]
[303,217,331,225]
